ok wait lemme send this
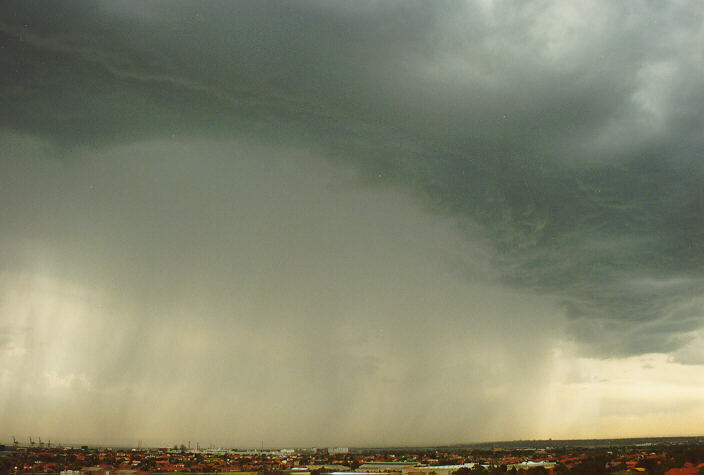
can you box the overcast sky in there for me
[2,0,704,448]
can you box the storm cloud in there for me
[2,0,704,446]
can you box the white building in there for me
[402,463,477,475]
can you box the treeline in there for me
[454,458,612,475]
[453,448,704,475]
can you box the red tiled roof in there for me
[665,468,699,475]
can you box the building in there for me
[358,462,418,475]
[330,447,350,454]
[402,463,477,475]
[506,462,556,471]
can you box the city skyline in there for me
[2,1,704,447]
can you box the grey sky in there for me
[1,0,704,446]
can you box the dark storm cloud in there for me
[2,0,704,362]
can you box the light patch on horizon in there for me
[540,352,704,439]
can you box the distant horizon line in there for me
[5,434,704,451]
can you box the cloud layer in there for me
[2,0,704,446]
